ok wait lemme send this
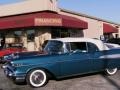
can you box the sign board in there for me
[35,18,62,26]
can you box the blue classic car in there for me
[2,38,120,88]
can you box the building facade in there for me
[0,0,119,51]
[59,9,120,39]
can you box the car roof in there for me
[50,38,109,51]
[51,37,99,42]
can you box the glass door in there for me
[27,30,35,51]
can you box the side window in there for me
[87,42,99,53]
[70,42,87,52]
[65,42,70,53]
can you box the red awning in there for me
[103,23,118,33]
[0,12,88,30]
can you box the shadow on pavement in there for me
[101,74,120,90]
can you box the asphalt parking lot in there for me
[0,65,120,90]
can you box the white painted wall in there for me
[0,0,58,17]
[59,10,103,39]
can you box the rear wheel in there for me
[26,69,48,88]
[105,68,118,76]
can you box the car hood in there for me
[11,53,64,66]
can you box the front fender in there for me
[15,62,61,78]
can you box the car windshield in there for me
[44,40,63,54]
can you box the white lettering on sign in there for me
[35,18,62,26]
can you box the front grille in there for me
[5,62,15,72]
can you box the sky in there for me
[0,0,120,24]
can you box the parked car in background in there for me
[0,43,26,63]
[2,41,48,63]
[3,51,46,63]
[2,38,120,88]
[105,43,120,49]
[106,38,120,45]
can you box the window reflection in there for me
[27,30,35,42]
[14,31,22,43]
[51,28,70,38]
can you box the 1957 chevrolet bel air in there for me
[2,38,120,88]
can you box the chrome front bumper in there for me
[2,65,25,83]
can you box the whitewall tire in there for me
[27,69,48,88]
[105,68,118,76]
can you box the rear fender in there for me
[106,59,120,69]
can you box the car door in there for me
[87,42,105,71]
[60,42,93,77]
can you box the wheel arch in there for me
[26,67,57,79]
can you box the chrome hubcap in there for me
[106,68,117,75]
[31,72,44,85]
[108,69,115,73]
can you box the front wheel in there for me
[26,69,48,88]
[105,68,118,76]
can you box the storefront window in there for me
[61,29,70,37]
[0,33,5,49]
[27,30,35,42]
[70,29,84,37]
[51,28,70,38]
[51,29,60,38]
[104,33,114,41]
[14,31,22,43]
